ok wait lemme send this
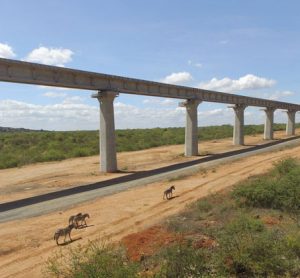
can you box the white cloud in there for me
[114,102,186,128]
[198,74,276,93]
[195,63,203,68]
[0,42,16,58]
[0,98,222,130]
[0,97,292,131]
[0,98,185,130]
[199,108,226,117]
[62,96,85,104]
[282,91,294,96]
[24,46,74,66]
[161,72,193,85]
[5,94,292,131]
[267,90,294,100]
[43,91,85,104]
[0,99,98,131]
[143,98,177,106]
[43,92,68,98]
[188,60,203,68]
[38,85,77,91]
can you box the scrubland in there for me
[45,158,300,277]
[0,124,290,169]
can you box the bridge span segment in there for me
[0,58,299,172]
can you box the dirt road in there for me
[1,131,299,277]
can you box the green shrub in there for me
[196,199,213,213]
[43,158,300,277]
[272,157,298,177]
[279,170,300,223]
[286,232,300,258]
[233,177,279,208]
[233,158,300,223]
[216,214,300,277]
[165,216,200,234]
[0,124,288,169]
[45,242,139,278]
[0,154,18,168]
[157,243,211,278]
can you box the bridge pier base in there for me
[263,108,275,140]
[92,91,118,173]
[231,104,246,145]
[286,110,296,136]
[180,99,201,156]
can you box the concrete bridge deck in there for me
[0,58,299,110]
[0,58,299,173]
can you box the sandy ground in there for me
[0,130,299,277]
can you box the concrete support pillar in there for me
[286,110,296,136]
[263,108,275,140]
[179,99,201,156]
[92,91,118,173]
[231,104,246,145]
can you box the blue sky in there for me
[1,0,300,130]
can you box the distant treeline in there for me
[0,126,42,132]
[0,124,295,169]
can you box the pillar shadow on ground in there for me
[1,135,299,213]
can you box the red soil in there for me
[122,225,181,261]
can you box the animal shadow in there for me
[76,224,94,230]
[57,236,82,246]
[167,195,180,200]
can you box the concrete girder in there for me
[1,58,300,111]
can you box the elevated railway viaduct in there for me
[0,58,299,172]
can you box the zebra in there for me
[74,213,90,227]
[163,186,175,200]
[68,213,82,225]
[54,224,75,245]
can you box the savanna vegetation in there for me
[45,158,300,277]
[0,123,293,169]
